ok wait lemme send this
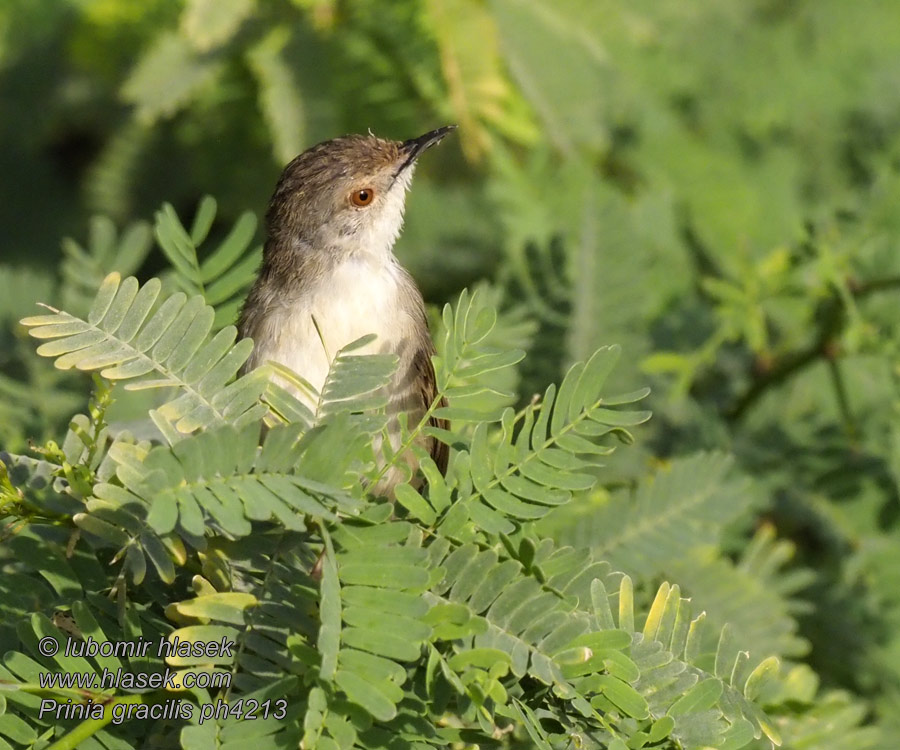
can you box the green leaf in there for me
[23,274,265,432]
[334,669,397,722]
[318,530,341,681]
[593,675,650,719]
[649,715,675,742]
[667,677,724,717]
[394,484,437,525]
[338,563,429,590]
[122,32,222,123]
[489,0,607,154]
[744,656,780,701]
[169,592,257,625]
[199,211,257,283]
[181,0,257,52]
[247,26,305,164]
[448,648,511,671]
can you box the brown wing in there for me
[414,345,449,475]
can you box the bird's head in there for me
[266,126,455,262]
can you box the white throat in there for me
[351,165,414,260]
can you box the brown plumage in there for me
[238,128,454,493]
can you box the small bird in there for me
[238,127,454,494]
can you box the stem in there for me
[852,275,900,296]
[368,391,446,487]
[827,357,857,439]
[461,394,610,513]
[44,693,162,750]
[725,338,826,422]
[0,681,110,705]
[726,293,842,422]
[222,532,287,702]
[726,273,900,422]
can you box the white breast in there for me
[247,256,409,410]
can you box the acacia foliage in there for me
[0,233,784,749]
[3,1,900,749]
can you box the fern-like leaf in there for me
[98,422,364,539]
[246,26,306,164]
[450,345,649,534]
[154,197,262,329]
[21,273,267,433]
[60,215,153,316]
[549,453,754,576]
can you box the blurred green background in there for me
[4,0,900,746]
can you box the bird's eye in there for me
[350,188,375,207]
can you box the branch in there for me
[44,693,168,750]
[725,274,900,422]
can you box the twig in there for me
[726,274,900,422]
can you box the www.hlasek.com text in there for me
[38,665,231,691]
[37,635,237,691]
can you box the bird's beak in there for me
[395,125,456,176]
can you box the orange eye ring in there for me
[350,188,375,207]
